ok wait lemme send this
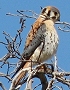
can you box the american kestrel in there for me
[13,6,60,86]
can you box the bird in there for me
[12,6,60,87]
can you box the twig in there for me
[3,31,13,40]
[0,82,6,90]
[18,10,38,17]
[56,21,70,26]
[52,85,63,90]
[58,27,70,32]
[56,21,70,32]
[0,53,10,62]
[6,10,38,19]
[0,72,11,81]
[33,83,41,90]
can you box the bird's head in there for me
[40,6,60,22]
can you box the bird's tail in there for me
[12,62,30,87]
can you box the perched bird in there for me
[13,6,60,87]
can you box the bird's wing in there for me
[25,17,44,48]
[22,23,46,60]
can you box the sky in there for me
[0,0,70,90]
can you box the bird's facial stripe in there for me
[41,8,47,14]
[47,10,51,16]
[40,9,49,19]
[41,8,48,17]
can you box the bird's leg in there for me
[54,54,58,72]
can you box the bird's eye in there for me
[41,8,46,13]
[54,12,57,15]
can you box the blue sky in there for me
[0,0,70,90]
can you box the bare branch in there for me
[56,21,70,26]
[6,10,38,19]
[0,53,10,62]
[34,72,48,90]
[56,21,70,32]
[58,27,70,32]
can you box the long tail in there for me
[12,62,30,87]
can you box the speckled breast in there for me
[32,26,59,63]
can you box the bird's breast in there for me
[31,28,59,63]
